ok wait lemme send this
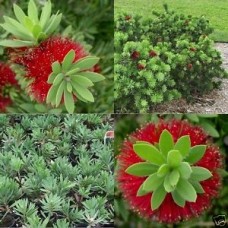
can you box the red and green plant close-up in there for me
[115,114,228,226]
[114,5,228,113]
[0,0,113,113]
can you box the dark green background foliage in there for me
[114,6,227,113]
[114,114,228,227]
[0,114,114,227]
[0,0,113,113]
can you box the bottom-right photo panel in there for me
[114,114,228,227]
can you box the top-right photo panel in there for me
[114,0,228,113]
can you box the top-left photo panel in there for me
[0,0,114,113]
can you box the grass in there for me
[115,0,228,42]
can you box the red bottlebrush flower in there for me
[137,64,145,70]
[125,15,131,21]
[149,50,157,57]
[117,119,222,223]
[93,64,101,73]
[190,47,196,52]
[131,51,140,60]
[187,63,193,70]
[14,36,88,102]
[0,62,18,112]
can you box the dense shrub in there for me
[0,114,114,227]
[115,6,227,113]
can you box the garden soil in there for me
[153,43,228,113]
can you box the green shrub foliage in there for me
[114,5,227,113]
[0,114,114,227]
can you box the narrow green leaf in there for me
[0,39,34,47]
[200,121,219,138]
[1,23,31,40]
[34,104,47,113]
[125,162,158,177]
[32,24,42,38]
[46,84,58,104]
[159,129,174,157]
[73,91,88,103]
[24,16,34,30]
[174,135,191,158]
[53,73,64,86]
[157,164,169,177]
[66,67,80,76]
[72,83,94,102]
[185,114,199,122]
[186,145,206,164]
[169,169,180,186]
[71,75,94,88]
[52,61,61,74]
[64,89,74,114]
[190,181,205,193]
[164,174,175,192]
[151,185,167,210]
[73,56,100,71]
[176,179,197,202]
[28,0,38,23]
[40,0,52,29]
[178,162,192,179]
[55,81,65,107]
[190,166,212,181]
[47,72,57,84]
[45,13,62,35]
[137,183,151,197]
[62,50,75,71]
[66,82,72,93]
[143,173,164,192]
[171,190,185,207]
[167,150,182,167]
[78,72,105,82]
[133,143,165,165]
[13,4,26,24]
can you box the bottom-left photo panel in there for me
[0,114,114,227]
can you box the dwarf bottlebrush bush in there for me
[114,6,227,113]
[115,39,180,112]
[0,0,111,113]
[116,117,223,224]
[0,114,114,227]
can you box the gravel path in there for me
[153,43,228,113]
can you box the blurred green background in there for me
[0,0,113,113]
[114,0,228,42]
[115,114,228,227]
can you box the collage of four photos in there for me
[0,0,228,227]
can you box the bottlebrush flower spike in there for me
[117,119,222,223]
[137,63,145,70]
[149,50,157,57]
[13,36,105,113]
[0,0,62,47]
[0,62,18,112]
[131,51,140,60]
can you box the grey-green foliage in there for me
[0,114,114,227]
